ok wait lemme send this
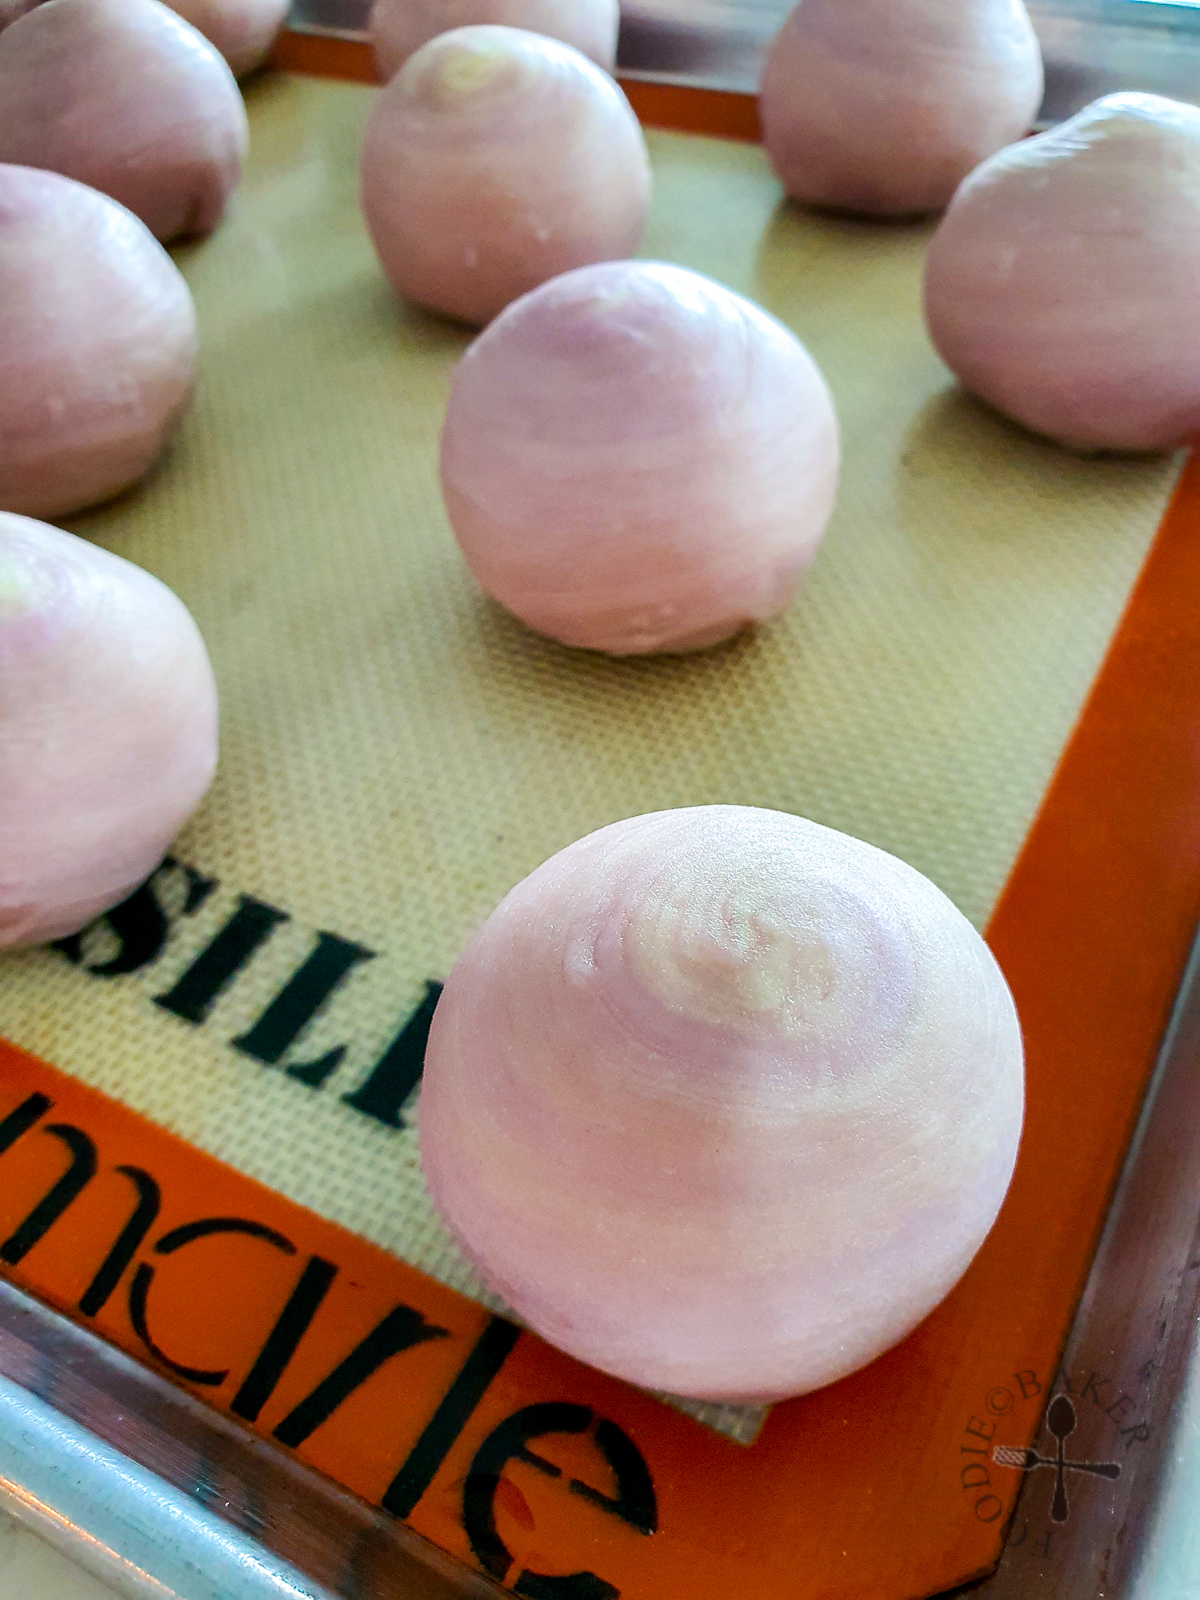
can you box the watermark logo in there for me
[958,1369,1045,1527]
[958,1366,1148,1558]
[991,1394,1120,1523]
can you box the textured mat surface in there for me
[0,73,1181,1444]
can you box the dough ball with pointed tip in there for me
[925,93,1200,451]
[0,165,197,520]
[370,0,618,81]
[0,0,247,242]
[361,25,650,326]
[761,0,1043,217]
[420,806,1025,1402]
[0,513,218,949]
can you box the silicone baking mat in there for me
[2,60,1199,1600]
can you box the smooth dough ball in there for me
[0,0,287,72]
[0,0,40,29]
[0,0,248,242]
[420,807,1025,1402]
[925,92,1200,451]
[0,166,197,520]
[164,0,289,76]
[440,260,839,654]
[0,513,218,949]
[370,0,619,81]
[361,25,650,326]
[760,0,1043,217]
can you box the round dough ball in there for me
[0,0,248,242]
[361,25,650,326]
[0,0,41,30]
[421,807,1025,1402]
[440,260,839,654]
[165,0,289,77]
[0,513,218,949]
[1,0,287,73]
[924,92,1200,451]
[0,165,197,520]
[760,0,1043,218]
[370,0,618,82]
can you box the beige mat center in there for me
[0,73,1180,1444]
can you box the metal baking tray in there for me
[5,3,1200,1596]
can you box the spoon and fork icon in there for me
[992,1394,1121,1523]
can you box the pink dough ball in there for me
[0,166,197,520]
[0,0,40,29]
[0,0,287,73]
[370,0,619,82]
[164,0,289,77]
[925,93,1200,451]
[361,25,650,327]
[760,0,1043,218]
[0,0,248,243]
[440,260,839,655]
[0,513,218,949]
[420,807,1025,1402]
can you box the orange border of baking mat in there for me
[267,28,764,139]
[3,458,1199,1600]
[4,43,1200,1599]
